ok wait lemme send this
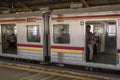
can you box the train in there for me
[0,5,120,70]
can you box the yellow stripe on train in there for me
[118,54,120,58]
[51,49,84,54]
[18,47,83,54]
[18,47,43,51]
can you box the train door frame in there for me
[1,24,17,54]
[85,20,118,65]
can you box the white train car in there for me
[0,11,44,61]
[0,5,120,70]
[50,5,120,70]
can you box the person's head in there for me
[12,33,15,36]
[86,25,91,32]
[61,28,65,33]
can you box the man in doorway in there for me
[10,33,16,48]
[86,25,95,62]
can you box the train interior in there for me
[1,24,17,54]
[86,20,118,65]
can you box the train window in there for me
[53,24,70,44]
[27,25,40,42]
[108,22,116,36]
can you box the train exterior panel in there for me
[50,5,120,70]
[0,12,44,61]
[50,15,84,65]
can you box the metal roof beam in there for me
[81,0,89,7]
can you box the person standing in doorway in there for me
[10,33,16,48]
[86,25,95,62]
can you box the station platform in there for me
[0,59,119,80]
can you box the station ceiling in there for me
[0,0,120,13]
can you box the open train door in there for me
[85,20,117,65]
[1,24,17,54]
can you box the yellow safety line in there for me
[0,64,96,80]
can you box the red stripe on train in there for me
[17,44,43,48]
[51,46,84,50]
[52,14,120,20]
[17,44,84,50]
[118,49,120,53]
[0,19,26,22]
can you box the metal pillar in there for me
[43,11,51,63]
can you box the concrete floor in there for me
[0,66,77,80]
[0,59,119,80]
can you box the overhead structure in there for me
[0,0,119,13]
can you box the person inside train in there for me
[58,27,70,43]
[9,33,16,48]
[86,25,96,62]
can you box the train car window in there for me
[53,24,70,44]
[27,25,40,42]
[108,22,116,36]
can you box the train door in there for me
[85,20,117,65]
[1,24,17,54]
